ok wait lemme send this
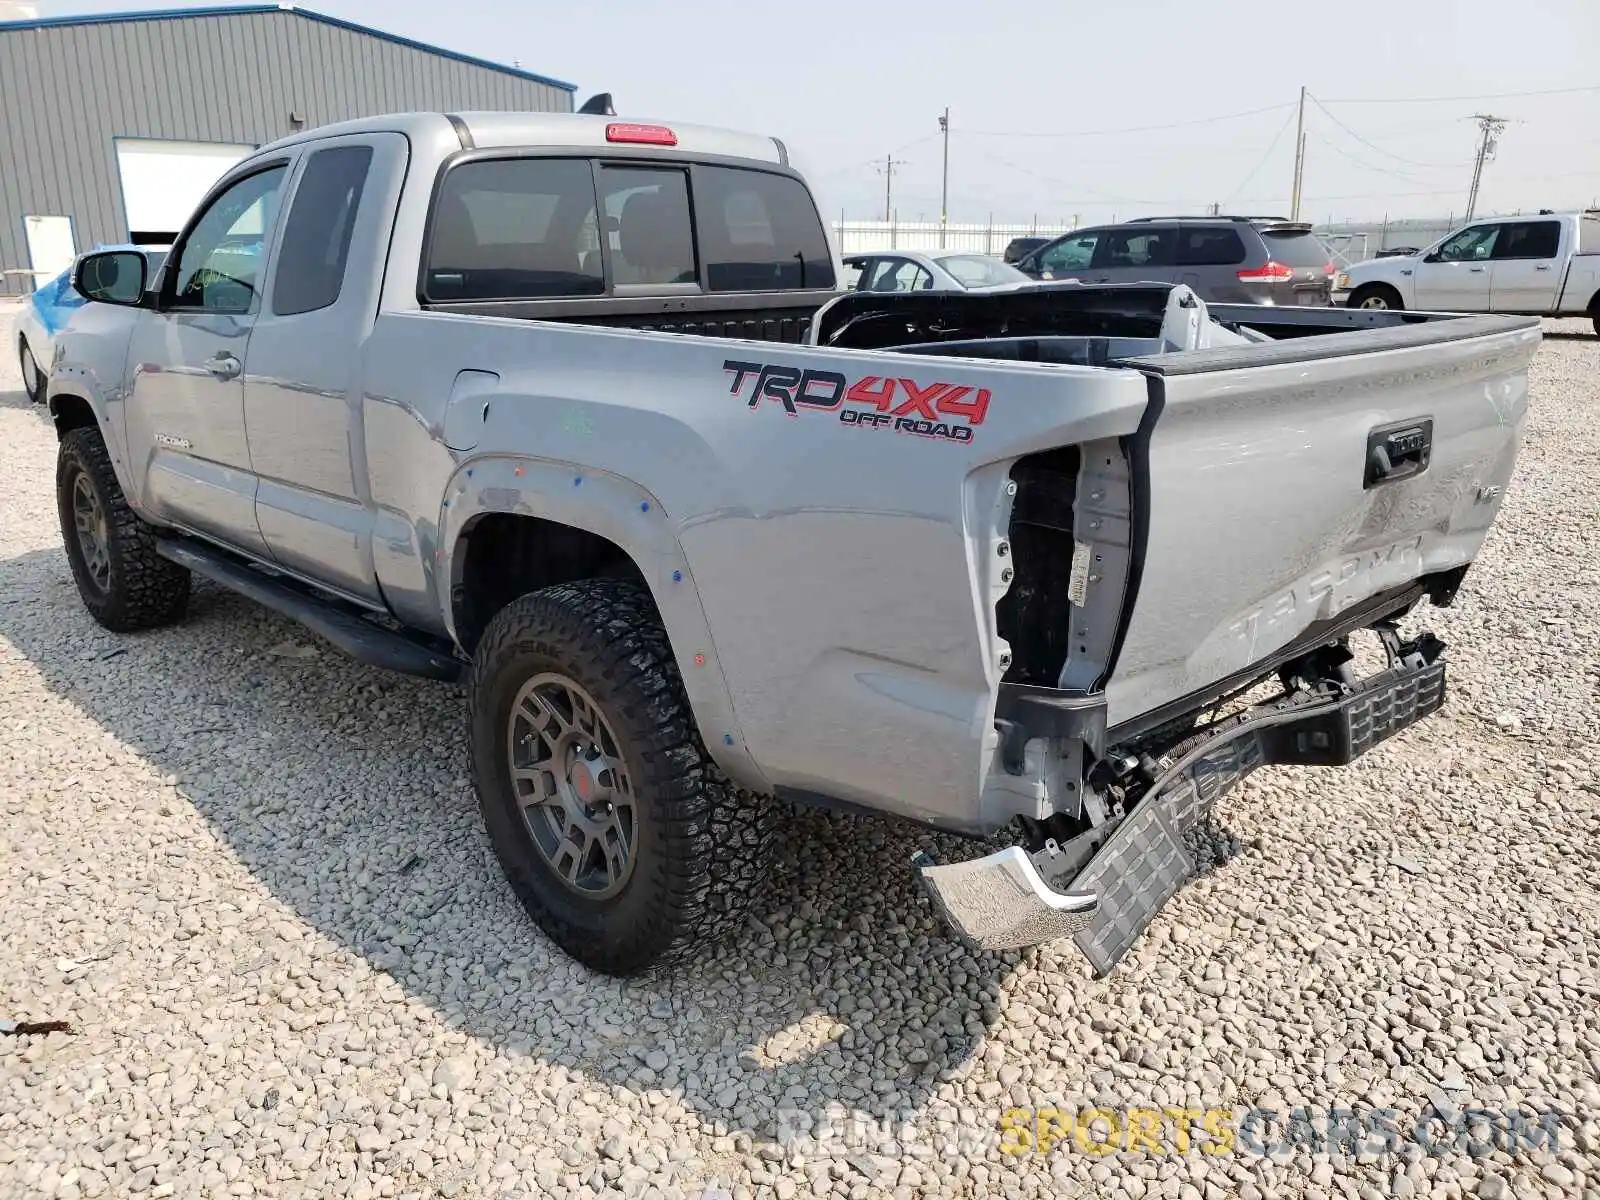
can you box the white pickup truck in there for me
[1334,210,1600,331]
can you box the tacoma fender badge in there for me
[153,432,191,450]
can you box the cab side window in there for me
[1492,221,1560,261]
[272,146,374,316]
[1096,228,1175,269]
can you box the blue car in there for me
[13,244,167,403]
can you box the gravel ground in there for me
[1,308,1598,1200]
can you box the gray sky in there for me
[32,0,1600,225]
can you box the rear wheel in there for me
[56,426,190,631]
[1592,312,1599,338]
[468,579,773,975]
[1350,284,1403,311]
[19,338,42,403]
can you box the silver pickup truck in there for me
[48,108,1537,978]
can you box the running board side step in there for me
[155,538,463,683]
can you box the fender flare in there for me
[436,453,770,794]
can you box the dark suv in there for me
[1016,216,1335,305]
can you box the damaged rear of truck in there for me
[799,285,1535,972]
[50,107,1536,977]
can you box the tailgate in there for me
[1103,314,1540,728]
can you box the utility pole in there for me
[938,107,950,248]
[1208,201,1221,216]
[1290,85,1307,221]
[1464,114,1509,220]
[878,153,900,222]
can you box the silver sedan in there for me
[843,250,1031,293]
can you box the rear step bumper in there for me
[156,537,463,682]
[919,639,1446,970]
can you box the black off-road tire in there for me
[56,426,190,631]
[468,579,773,976]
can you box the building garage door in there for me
[115,139,256,242]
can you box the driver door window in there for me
[166,166,288,313]
[1434,225,1499,263]
[1038,231,1099,276]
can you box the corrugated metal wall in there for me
[0,9,573,294]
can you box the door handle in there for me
[1468,266,1485,273]
[1365,419,1433,489]
[1534,264,1552,270]
[205,351,241,380]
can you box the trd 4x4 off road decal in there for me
[722,360,989,444]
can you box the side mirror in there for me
[73,251,147,306]
[1422,250,1442,264]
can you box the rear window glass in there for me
[696,166,835,291]
[426,158,604,300]
[1260,229,1332,267]
[1177,227,1247,266]
[936,255,1025,288]
[426,158,834,299]
[601,165,697,286]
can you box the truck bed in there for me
[423,288,836,343]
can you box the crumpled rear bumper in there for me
[916,847,1099,952]
[919,634,1447,972]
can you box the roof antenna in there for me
[578,93,616,116]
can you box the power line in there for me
[1231,166,1600,206]
[963,145,1169,206]
[955,101,1294,139]
[811,132,939,178]
[1221,106,1299,207]
[1318,84,1600,105]
[1304,131,1443,190]
[1306,93,1465,169]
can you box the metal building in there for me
[0,4,575,294]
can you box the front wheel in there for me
[468,579,774,976]
[56,426,190,631]
[19,338,43,404]
[1349,284,1403,311]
